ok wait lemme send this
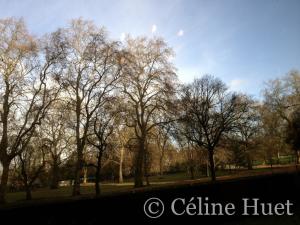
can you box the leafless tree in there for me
[180,75,248,181]
[55,19,124,195]
[87,100,117,196]
[152,124,171,176]
[234,96,260,170]
[0,18,63,203]
[41,101,72,189]
[263,70,300,163]
[15,135,46,200]
[121,37,177,187]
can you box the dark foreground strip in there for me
[1,172,300,225]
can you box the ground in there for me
[5,165,297,205]
[2,165,300,225]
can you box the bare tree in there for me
[172,120,204,179]
[56,19,123,195]
[114,125,128,183]
[263,70,300,123]
[121,37,177,187]
[286,109,300,167]
[41,101,72,189]
[152,124,171,176]
[180,75,248,181]
[15,135,46,200]
[87,101,117,196]
[0,18,62,203]
[234,96,260,170]
[113,113,134,183]
[263,70,300,163]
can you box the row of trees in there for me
[0,18,299,203]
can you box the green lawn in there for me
[5,165,296,204]
[6,183,133,204]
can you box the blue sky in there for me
[1,0,300,98]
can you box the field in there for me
[5,165,297,205]
[2,165,300,225]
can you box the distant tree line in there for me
[0,18,299,203]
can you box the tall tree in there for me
[263,70,300,163]
[152,124,171,176]
[180,75,248,181]
[0,18,62,203]
[56,19,123,195]
[41,101,72,189]
[286,109,300,165]
[15,135,46,200]
[87,100,117,196]
[234,96,260,170]
[121,37,177,187]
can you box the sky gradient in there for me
[1,0,300,98]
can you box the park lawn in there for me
[5,165,296,204]
[6,183,134,204]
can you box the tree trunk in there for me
[295,151,300,165]
[95,153,102,196]
[73,88,83,196]
[277,150,280,164]
[294,150,299,171]
[134,138,145,187]
[119,147,124,183]
[83,166,88,184]
[190,166,195,180]
[206,160,210,177]
[144,148,150,186]
[95,167,101,196]
[246,153,253,170]
[72,148,83,196]
[159,155,164,176]
[0,161,10,204]
[25,185,32,200]
[145,175,150,186]
[50,160,59,189]
[208,149,216,181]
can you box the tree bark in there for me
[208,149,216,181]
[144,148,150,186]
[50,160,59,189]
[95,153,102,196]
[159,154,164,176]
[0,161,10,204]
[206,160,210,177]
[296,151,300,165]
[119,147,124,183]
[83,166,88,184]
[25,185,32,200]
[246,153,253,170]
[72,147,83,196]
[73,82,83,196]
[190,166,195,180]
[134,138,145,187]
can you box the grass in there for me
[5,165,297,205]
[6,183,133,204]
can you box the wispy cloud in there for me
[228,79,247,91]
[177,29,184,36]
[151,24,157,33]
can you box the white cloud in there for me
[229,79,247,91]
[177,29,184,36]
[151,24,157,33]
